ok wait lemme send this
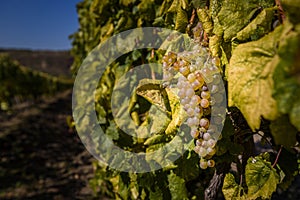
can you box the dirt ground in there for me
[0,90,99,200]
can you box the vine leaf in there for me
[236,7,275,41]
[222,173,245,200]
[136,79,171,114]
[281,0,300,25]
[227,26,283,130]
[213,0,274,41]
[165,88,188,135]
[136,79,187,135]
[273,22,300,131]
[245,156,280,200]
[175,7,188,33]
[168,171,189,200]
[270,115,297,149]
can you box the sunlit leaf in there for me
[222,173,245,200]
[227,26,282,130]
[214,0,274,41]
[245,155,280,200]
[236,7,275,41]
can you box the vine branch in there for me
[272,145,283,168]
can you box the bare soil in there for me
[0,90,98,200]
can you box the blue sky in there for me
[0,0,81,50]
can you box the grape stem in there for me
[272,145,283,168]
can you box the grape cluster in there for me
[162,44,225,169]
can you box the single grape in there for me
[190,129,199,139]
[201,141,208,148]
[179,66,189,76]
[173,61,180,71]
[194,145,200,154]
[199,118,210,129]
[185,88,195,98]
[186,107,195,116]
[207,139,216,148]
[196,139,203,146]
[207,160,215,168]
[202,85,208,91]
[163,62,168,68]
[203,132,211,141]
[200,99,210,108]
[200,159,208,169]
[207,147,216,156]
[191,95,201,106]
[201,91,210,99]
[187,73,196,83]
[191,79,202,90]
[199,147,208,157]
[195,71,205,85]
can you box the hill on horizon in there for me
[0,48,73,77]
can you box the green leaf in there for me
[167,0,179,13]
[270,115,297,149]
[273,22,300,131]
[214,0,274,41]
[165,88,188,135]
[236,7,275,41]
[222,173,245,200]
[175,7,188,32]
[168,171,189,200]
[281,0,300,25]
[196,8,213,35]
[144,105,171,135]
[227,26,283,130]
[136,79,171,114]
[245,155,280,200]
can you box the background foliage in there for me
[70,0,300,199]
[0,54,73,110]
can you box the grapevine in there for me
[70,0,300,199]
